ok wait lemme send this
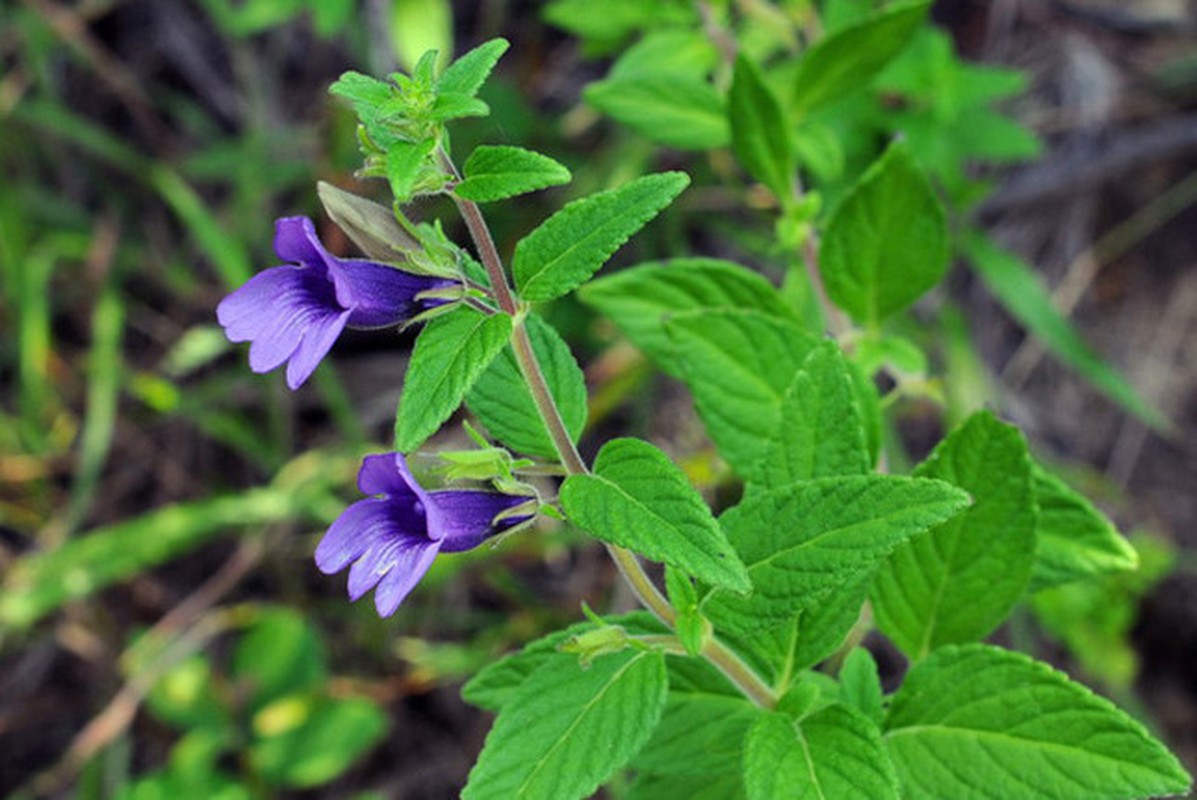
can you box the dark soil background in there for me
[1,0,1196,796]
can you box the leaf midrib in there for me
[517,653,649,796]
[744,493,961,575]
[584,470,743,588]
[884,723,1175,779]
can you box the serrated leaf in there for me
[463,650,668,800]
[579,259,795,377]
[838,648,883,726]
[560,438,750,592]
[437,38,509,97]
[704,476,969,633]
[1031,464,1138,591]
[585,76,728,151]
[429,91,490,121]
[884,644,1191,799]
[455,146,571,203]
[329,71,392,123]
[962,232,1168,431]
[730,55,795,198]
[395,307,512,452]
[719,570,869,690]
[755,342,871,489]
[634,692,762,778]
[461,612,663,713]
[872,411,1036,660]
[819,140,949,325]
[386,139,435,201]
[792,1,930,116]
[466,314,586,459]
[744,705,900,800]
[666,310,818,481]
[513,172,690,301]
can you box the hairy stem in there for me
[451,189,775,708]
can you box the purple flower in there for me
[316,452,532,616]
[217,216,455,389]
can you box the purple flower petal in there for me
[429,490,530,553]
[285,308,352,389]
[371,540,442,616]
[273,216,327,266]
[315,498,408,575]
[347,533,441,605]
[357,452,435,514]
[216,265,315,341]
[331,259,455,329]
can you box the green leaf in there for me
[541,0,695,52]
[513,172,689,301]
[438,38,509,97]
[666,309,818,481]
[250,695,387,788]
[584,76,728,150]
[744,705,900,800]
[394,307,513,452]
[329,71,392,123]
[466,314,587,459]
[560,438,751,592]
[838,648,883,727]
[461,613,663,712]
[872,411,1036,660]
[819,140,949,325]
[704,476,969,633]
[232,608,326,710]
[884,644,1191,799]
[730,55,795,198]
[385,139,435,201]
[608,29,719,80]
[455,146,571,203]
[634,692,762,778]
[1031,534,1172,689]
[962,232,1168,431]
[791,0,930,116]
[665,566,706,656]
[1030,464,1138,591]
[755,342,871,489]
[429,91,490,121]
[626,772,745,800]
[463,650,668,800]
[719,571,869,691]
[579,258,794,377]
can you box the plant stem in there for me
[451,189,776,709]
[702,639,778,708]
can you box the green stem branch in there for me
[450,187,775,709]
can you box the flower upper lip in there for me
[216,216,455,389]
